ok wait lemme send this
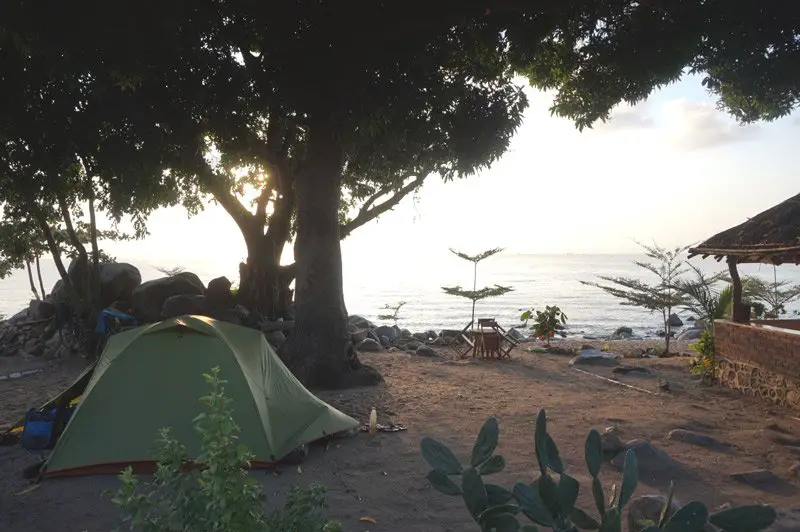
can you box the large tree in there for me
[3,1,798,387]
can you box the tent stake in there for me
[572,367,658,395]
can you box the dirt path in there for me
[2,345,800,531]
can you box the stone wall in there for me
[714,319,800,410]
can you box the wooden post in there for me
[728,258,748,323]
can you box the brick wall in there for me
[715,319,800,382]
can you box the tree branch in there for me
[56,192,88,260]
[199,166,256,235]
[339,174,426,239]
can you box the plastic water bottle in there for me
[368,407,377,435]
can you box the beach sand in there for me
[2,340,800,531]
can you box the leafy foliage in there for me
[673,263,729,325]
[521,306,568,346]
[154,266,187,277]
[442,247,513,327]
[377,301,406,325]
[442,286,514,302]
[111,367,339,532]
[743,273,800,319]
[582,242,688,353]
[690,329,717,383]
[421,411,777,531]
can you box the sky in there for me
[108,73,799,272]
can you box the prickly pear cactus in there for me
[420,409,777,532]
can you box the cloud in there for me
[597,102,655,131]
[661,98,759,150]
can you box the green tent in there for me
[42,315,359,477]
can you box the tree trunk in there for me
[26,260,41,299]
[31,205,77,304]
[728,259,748,323]
[280,116,380,389]
[87,192,101,311]
[238,231,294,320]
[35,256,46,298]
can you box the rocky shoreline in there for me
[0,259,707,363]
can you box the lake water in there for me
[2,253,798,338]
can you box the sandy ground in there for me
[2,339,800,531]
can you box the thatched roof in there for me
[688,192,800,265]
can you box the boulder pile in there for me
[0,261,261,360]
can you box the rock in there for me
[677,327,704,341]
[98,263,142,306]
[400,328,412,339]
[264,330,286,349]
[374,325,398,341]
[789,462,800,477]
[613,439,681,481]
[439,329,463,341]
[348,315,375,330]
[23,337,44,357]
[770,508,800,532]
[687,316,696,322]
[656,330,676,338]
[132,275,206,322]
[415,345,438,357]
[175,271,205,292]
[404,340,423,351]
[612,366,651,375]
[601,428,626,456]
[569,349,620,367]
[626,494,682,532]
[207,306,248,325]
[28,300,56,320]
[356,338,383,352]
[668,313,683,327]
[611,326,633,340]
[508,328,525,341]
[667,429,723,449]
[206,276,233,300]
[161,294,210,319]
[730,469,779,485]
[412,332,428,343]
[379,335,392,348]
[351,328,369,344]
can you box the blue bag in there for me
[20,407,58,451]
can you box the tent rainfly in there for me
[688,192,800,322]
[41,315,359,477]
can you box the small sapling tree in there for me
[582,242,688,354]
[442,248,512,328]
[521,306,568,347]
[377,301,406,326]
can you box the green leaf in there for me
[558,474,580,518]
[537,473,561,518]
[571,507,600,530]
[513,482,554,526]
[618,450,638,509]
[585,429,602,478]
[486,483,515,505]
[599,508,621,532]
[663,501,709,532]
[483,512,521,532]
[591,477,606,518]
[420,437,463,474]
[534,410,548,474]
[477,455,506,475]
[478,504,521,525]
[709,505,778,531]
[472,417,500,467]
[462,468,489,519]
[545,434,564,474]
[426,470,462,496]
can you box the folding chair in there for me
[448,320,475,358]
[477,318,519,359]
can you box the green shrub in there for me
[110,367,340,532]
[521,306,568,346]
[420,410,777,531]
[690,329,717,383]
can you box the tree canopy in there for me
[1,1,798,386]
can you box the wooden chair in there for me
[476,318,519,359]
[448,320,475,358]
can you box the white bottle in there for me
[369,407,377,435]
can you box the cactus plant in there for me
[420,409,778,531]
